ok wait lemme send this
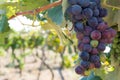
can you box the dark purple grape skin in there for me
[80,61,90,69]
[82,36,90,44]
[77,0,90,7]
[97,18,103,23]
[88,17,98,27]
[90,55,100,63]
[99,8,108,17]
[91,30,101,40]
[71,5,82,15]
[83,44,92,52]
[75,22,84,32]
[76,32,84,40]
[75,14,83,20]
[79,51,90,61]
[93,8,99,17]
[90,48,99,55]
[94,61,101,68]
[75,66,85,74]
[108,28,117,37]
[89,2,97,10]
[68,0,77,5]
[97,22,108,31]
[78,42,84,51]
[97,42,106,51]
[83,8,93,18]
[84,26,93,36]
[90,0,101,5]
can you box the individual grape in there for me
[89,63,95,69]
[90,55,100,63]
[82,36,90,44]
[99,8,108,17]
[93,8,99,17]
[108,28,117,37]
[76,32,84,40]
[94,61,101,68]
[83,8,93,18]
[75,66,85,74]
[97,18,103,23]
[97,22,108,31]
[79,51,90,61]
[97,42,106,51]
[89,2,97,10]
[68,0,77,5]
[75,14,83,20]
[102,29,112,39]
[84,26,93,36]
[90,40,99,47]
[83,44,92,52]
[80,61,90,69]
[78,42,84,51]
[77,0,90,7]
[75,22,84,32]
[71,5,82,15]
[91,30,101,40]
[90,48,99,55]
[90,0,100,5]
[88,17,98,27]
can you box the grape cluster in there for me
[110,32,120,62]
[66,0,117,75]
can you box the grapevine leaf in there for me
[47,5,63,25]
[0,14,10,32]
[40,19,67,44]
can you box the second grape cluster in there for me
[66,0,117,75]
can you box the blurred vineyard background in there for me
[0,0,120,80]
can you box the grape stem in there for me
[9,0,62,20]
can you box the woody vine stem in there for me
[9,0,62,20]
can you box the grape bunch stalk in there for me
[65,0,117,75]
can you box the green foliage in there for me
[48,5,63,25]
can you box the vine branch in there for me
[9,0,62,20]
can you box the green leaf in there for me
[0,14,10,32]
[48,5,63,25]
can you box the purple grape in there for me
[89,2,97,10]
[102,29,112,39]
[94,61,101,68]
[90,48,99,55]
[83,44,92,52]
[90,55,100,63]
[99,8,108,17]
[78,42,84,51]
[88,17,98,27]
[91,0,101,5]
[97,42,106,51]
[82,36,90,44]
[76,32,84,40]
[68,0,77,5]
[80,61,90,69]
[79,51,90,61]
[97,18,103,23]
[97,22,108,31]
[75,22,84,32]
[108,28,117,37]
[84,26,93,36]
[77,0,90,7]
[75,14,83,20]
[91,30,101,40]
[83,8,93,18]
[71,5,82,15]
[75,66,85,74]
[93,8,99,17]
